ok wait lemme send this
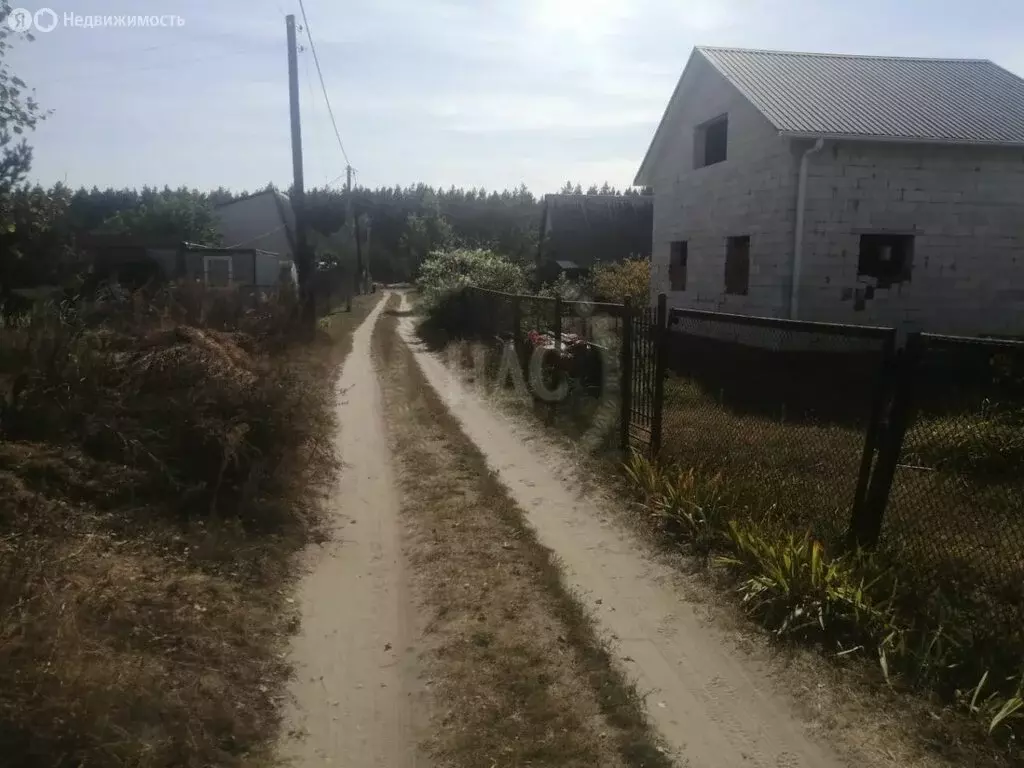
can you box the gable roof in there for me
[635,46,1024,185]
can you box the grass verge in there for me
[373,298,671,768]
[0,286,381,767]
[622,449,1023,765]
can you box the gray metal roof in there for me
[698,46,1024,145]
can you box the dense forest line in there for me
[1,180,652,293]
[0,0,649,295]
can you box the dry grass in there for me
[0,286,381,767]
[373,299,671,768]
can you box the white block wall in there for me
[798,141,1024,336]
[650,55,798,317]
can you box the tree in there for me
[399,211,453,280]
[0,1,45,196]
[0,2,63,299]
[0,184,77,292]
[96,191,220,244]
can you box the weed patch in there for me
[622,450,1024,761]
[0,286,380,767]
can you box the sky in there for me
[6,0,1024,196]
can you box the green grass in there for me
[622,450,1024,761]
[658,376,864,542]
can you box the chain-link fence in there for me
[877,334,1024,630]
[660,308,894,540]
[454,287,1023,615]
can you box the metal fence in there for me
[658,303,894,540]
[452,286,1024,622]
[868,333,1024,629]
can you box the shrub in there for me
[591,257,649,306]
[416,247,527,314]
[0,282,338,767]
[537,272,591,302]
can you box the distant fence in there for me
[452,286,1024,626]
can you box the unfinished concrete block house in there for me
[636,46,1024,336]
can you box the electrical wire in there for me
[225,223,289,249]
[296,0,352,168]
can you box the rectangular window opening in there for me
[858,234,914,288]
[669,241,688,291]
[724,236,750,296]
[694,115,728,168]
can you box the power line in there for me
[296,0,352,169]
[225,223,288,249]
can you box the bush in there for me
[621,450,1024,752]
[0,283,338,767]
[537,272,591,302]
[591,257,649,306]
[416,247,527,314]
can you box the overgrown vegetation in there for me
[0,286,373,767]
[416,247,527,316]
[622,450,1024,761]
[591,256,650,306]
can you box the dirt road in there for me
[280,293,855,768]
[279,295,419,767]
[393,295,848,768]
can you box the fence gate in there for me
[621,298,666,455]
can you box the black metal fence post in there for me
[851,332,924,547]
[619,298,634,454]
[850,330,898,524]
[650,293,668,459]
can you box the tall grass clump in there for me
[622,450,1024,756]
[0,282,340,767]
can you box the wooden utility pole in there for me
[365,215,372,289]
[286,14,314,323]
[346,165,363,295]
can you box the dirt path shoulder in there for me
[396,297,851,768]
[279,295,420,767]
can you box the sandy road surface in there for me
[395,295,849,768]
[279,296,420,767]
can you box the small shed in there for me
[81,235,296,293]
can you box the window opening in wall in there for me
[858,234,914,288]
[669,241,688,291]
[204,255,233,288]
[724,236,750,295]
[694,115,728,168]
